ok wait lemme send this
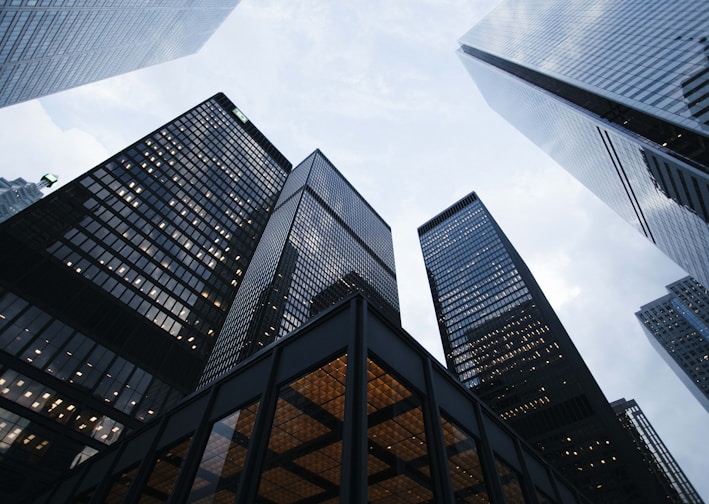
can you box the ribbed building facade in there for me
[200,150,399,385]
[611,398,703,504]
[636,276,709,412]
[0,0,238,107]
[458,0,709,287]
[419,192,667,503]
[0,93,290,500]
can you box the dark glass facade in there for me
[200,150,399,385]
[0,93,290,500]
[419,192,667,503]
[636,276,709,413]
[458,0,709,288]
[610,398,703,504]
[32,296,591,504]
[0,0,239,107]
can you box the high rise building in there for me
[610,398,703,504]
[32,296,591,504]
[418,192,667,503]
[200,150,400,385]
[0,93,290,500]
[0,1,239,107]
[636,276,709,412]
[457,0,709,287]
[0,173,57,223]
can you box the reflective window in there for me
[188,401,260,503]
[440,416,489,503]
[366,358,433,502]
[496,457,526,503]
[139,436,193,503]
[256,354,347,503]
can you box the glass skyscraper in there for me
[0,93,290,500]
[419,192,668,503]
[636,276,709,413]
[200,150,400,386]
[458,0,709,288]
[0,0,239,107]
[0,173,57,223]
[611,398,703,504]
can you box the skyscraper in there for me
[610,398,703,504]
[419,192,666,503]
[0,93,290,500]
[0,173,57,223]
[200,149,400,385]
[0,1,239,107]
[457,0,709,287]
[636,276,709,412]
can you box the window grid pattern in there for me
[0,0,239,107]
[460,0,709,134]
[201,151,399,384]
[419,194,658,502]
[636,277,709,412]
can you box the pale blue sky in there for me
[0,0,705,497]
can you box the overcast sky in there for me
[0,0,706,498]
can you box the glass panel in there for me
[366,358,434,503]
[440,416,489,503]
[187,400,260,503]
[138,436,193,503]
[104,465,139,504]
[496,457,526,504]
[256,354,347,503]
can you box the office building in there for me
[0,173,57,223]
[32,296,592,504]
[419,192,666,503]
[0,93,290,500]
[611,398,703,504]
[200,150,400,385]
[457,0,709,287]
[0,1,239,107]
[636,276,709,412]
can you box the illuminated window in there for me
[256,354,347,503]
[440,416,490,503]
[366,358,433,502]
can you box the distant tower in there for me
[200,150,400,385]
[457,0,709,287]
[611,398,704,504]
[0,93,289,500]
[636,276,709,412]
[418,191,667,503]
[0,1,239,107]
[0,173,57,223]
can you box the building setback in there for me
[418,192,667,503]
[611,398,703,504]
[0,173,57,223]
[0,93,290,500]
[636,276,709,413]
[457,0,709,287]
[0,0,239,107]
[31,296,592,504]
[200,149,400,386]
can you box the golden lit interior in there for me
[440,416,489,503]
[188,400,260,503]
[256,354,347,504]
[366,358,433,503]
